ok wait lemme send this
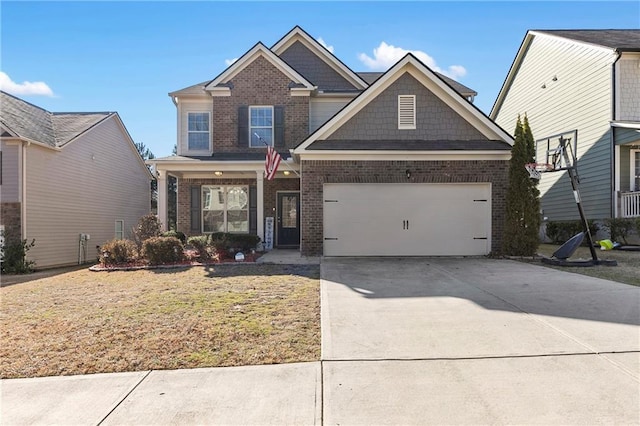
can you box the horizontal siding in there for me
[618,55,640,121]
[25,117,151,267]
[309,98,351,133]
[494,35,616,220]
[1,142,20,202]
[179,100,213,156]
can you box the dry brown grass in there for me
[534,244,640,286]
[0,264,320,379]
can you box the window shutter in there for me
[398,95,416,129]
[274,106,285,147]
[238,106,248,146]
[190,185,201,234]
[249,185,257,235]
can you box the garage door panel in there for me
[323,183,491,256]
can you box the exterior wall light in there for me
[214,171,223,176]
[283,170,291,176]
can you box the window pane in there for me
[250,128,272,147]
[189,133,209,150]
[226,187,248,210]
[202,187,224,210]
[188,113,209,131]
[227,210,248,233]
[203,210,225,233]
[250,107,272,126]
[281,196,297,228]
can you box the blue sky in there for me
[2,1,639,157]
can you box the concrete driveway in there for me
[321,257,640,424]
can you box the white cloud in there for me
[225,57,238,66]
[358,42,467,79]
[317,37,334,53]
[0,72,54,97]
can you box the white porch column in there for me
[157,171,168,231]
[256,171,264,242]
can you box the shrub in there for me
[187,235,211,260]
[545,220,599,245]
[602,218,635,245]
[141,236,184,265]
[210,232,261,251]
[99,239,138,265]
[1,230,36,274]
[132,214,162,249]
[162,230,186,244]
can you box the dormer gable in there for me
[295,53,513,154]
[204,42,315,97]
[272,26,368,92]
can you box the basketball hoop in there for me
[525,163,553,180]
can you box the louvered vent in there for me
[398,95,416,129]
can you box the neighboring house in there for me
[151,26,512,256]
[491,30,640,222]
[0,91,152,268]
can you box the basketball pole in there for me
[559,137,600,263]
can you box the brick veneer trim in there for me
[1,202,22,243]
[300,160,509,256]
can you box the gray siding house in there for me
[150,26,512,256]
[491,30,640,221]
[0,91,152,268]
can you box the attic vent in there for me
[398,95,416,130]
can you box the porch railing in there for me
[620,191,640,218]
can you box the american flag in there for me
[265,145,282,180]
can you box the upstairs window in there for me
[398,95,416,130]
[188,112,210,151]
[249,106,273,147]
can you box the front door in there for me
[277,192,300,247]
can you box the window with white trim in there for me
[632,149,640,192]
[398,95,416,130]
[188,112,210,151]
[115,220,124,240]
[202,186,249,233]
[249,106,273,147]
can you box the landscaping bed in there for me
[0,264,320,379]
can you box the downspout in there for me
[611,51,622,218]
[21,141,27,241]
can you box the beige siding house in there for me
[491,30,640,221]
[0,91,152,268]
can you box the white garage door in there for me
[323,183,491,256]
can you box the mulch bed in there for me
[90,252,263,272]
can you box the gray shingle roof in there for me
[534,30,640,51]
[0,91,111,147]
[358,72,477,96]
[307,139,511,151]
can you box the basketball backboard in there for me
[536,130,578,171]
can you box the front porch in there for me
[153,156,301,249]
[614,123,640,218]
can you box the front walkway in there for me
[256,248,320,265]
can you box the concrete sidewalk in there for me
[1,363,321,425]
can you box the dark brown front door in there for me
[277,192,300,247]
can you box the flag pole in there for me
[254,132,300,178]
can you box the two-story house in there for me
[0,91,152,268]
[151,26,513,256]
[491,30,640,222]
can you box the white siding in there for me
[1,142,20,202]
[178,100,213,156]
[494,35,617,220]
[618,54,640,121]
[24,117,151,267]
[309,98,351,133]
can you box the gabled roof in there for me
[204,42,315,92]
[532,29,640,52]
[357,71,476,98]
[272,26,368,91]
[294,53,512,154]
[490,29,640,119]
[0,91,112,148]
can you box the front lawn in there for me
[0,264,320,379]
[534,244,640,286]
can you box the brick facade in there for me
[300,160,509,256]
[212,56,310,154]
[176,177,300,241]
[1,202,21,244]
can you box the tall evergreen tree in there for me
[502,114,541,255]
